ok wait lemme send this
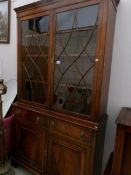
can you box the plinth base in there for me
[0,162,15,175]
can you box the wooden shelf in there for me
[25,80,47,84]
[24,32,49,38]
[54,83,92,90]
[24,54,48,57]
[56,25,97,34]
[56,54,95,57]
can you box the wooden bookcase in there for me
[12,0,119,174]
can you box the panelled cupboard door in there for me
[46,135,90,175]
[14,121,45,173]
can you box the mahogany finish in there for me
[12,0,119,174]
[111,107,131,175]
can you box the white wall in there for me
[0,0,39,116]
[0,0,39,81]
[103,0,131,171]
[1,0,131,172]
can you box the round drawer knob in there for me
[80,131,85,138]
[16,109,21,115]
[36,116,40,121]
[51,121,55,127]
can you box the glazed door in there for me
[47,135,89,175]
[53,3,100,116]
[19,15,50,105]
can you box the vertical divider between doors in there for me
[47,11,56,106]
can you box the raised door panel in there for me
[14,121,45,173]
[47,135,89,175]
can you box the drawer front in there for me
[13,107,45,126]
[13,107,28,120]
[13,107,92,143]
[46,117,92,143]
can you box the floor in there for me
[1,155,33,174]
[14,166,32,175]
[0,157,32,175]
[0,163,32,175]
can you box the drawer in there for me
[13,107,28,120]
[13,107,45,126]
[46,118,92,143]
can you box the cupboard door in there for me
[20,15,49,105]
[14,121,45,173]
[47,135,89,175]
[53,4,100,115]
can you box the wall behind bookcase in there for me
[103,0,131,172]
[0,0,131,173]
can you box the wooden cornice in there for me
[14,0,120,15]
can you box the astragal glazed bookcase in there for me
[12,0,120,174]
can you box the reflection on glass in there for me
[54,5,99,115]
[21,16,49,104]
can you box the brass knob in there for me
[80,131,85,138]
[36,116,40,121]
[51,121,55,127]
[16,109,21,115]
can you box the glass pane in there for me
[21,16,49,104]
[54,5,99,115]
[57,5,99,31]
